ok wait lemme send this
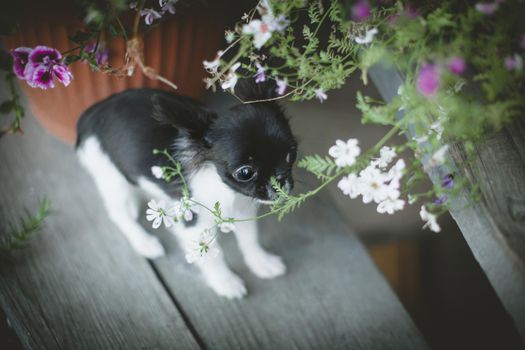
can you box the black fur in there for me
[76,81,297,202]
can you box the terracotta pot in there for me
[2,10,224,143]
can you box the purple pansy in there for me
[140,8,162,25]
[254,63,266,83]
[85,42,109,66]
[417,63,440,97]
[352,0,371,22]
[12,45,73,89]
[11,47,32,80]
[275,78,287,95]
[447,57,466,75]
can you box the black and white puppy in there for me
[76,80,297,298]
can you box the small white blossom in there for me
[420,205,441,232]
[225,30,235,43]
[428,145,449,168]
[221,62,241,92]
[376,146,396,168]
[337,173,361,199]
[314,88,328,103]
[358,166,390,204]
[377,198,405,215]
[328,139,361,167]
[203,50,223,74]
[146,200,176,229]
[387,158,406,182]
[174,197,194,222]
[219,222,236,233]
[151,166,163,179]
[185,229,219,264]
[355,28,378,45]
[242,19,273,49]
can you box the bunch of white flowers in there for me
[145,198,195,229]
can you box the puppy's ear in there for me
[151,93,217,142]
[234,79,278,102]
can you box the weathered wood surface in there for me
[0,98,428,349]
[0,117,199,349]
[369,64,525,342]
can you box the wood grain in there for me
[0,106,198,349]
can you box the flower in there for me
[428,145,449,168]
[146,199,176,229]
[417,63,440,97]
[140,8,162,25]
[377,198,405,214]
[271,14,290,31]
[160,0,177,15]
[447,56,466,75]
[314,88,328,103]
[21,46,73,89]
[221,62,241,92]
[505,54,523,71]
[219,222,236,233]
[151,166,163,179]
[352,0,371,22]
[358,166,391,204]
[440,174,454,189]
[84,42,109,66]
[254,62,266,83]
[11,47,32,80]
[338,173,361,199]
[185,229,219,264]
[225,30,235,44]
[387,158,406,182]
[420,205,441,232]
[243,19,273,49]
[376,146,396,168]
[174,197,194,222]
[475,2,499,15]
[275,77,287,95]
[433,196,447,205]
[329,138,361,167]
[203,50,223,74]
[355,28,378,45]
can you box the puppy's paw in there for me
[206,271,247,299]
[246,252,286,279]
[132,236,166,259]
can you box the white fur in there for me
[77,140,285,299]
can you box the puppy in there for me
[75,80,297,298]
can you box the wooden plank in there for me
[152,174,428,350]
[369,64,525,342]
[0,111,199,349]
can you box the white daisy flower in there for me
[419,205,441,232]
[328,138,361,167]
[146,199,176,229]
[185,229,219,264]
[337,173,361,199]
[218,222,236,233]
[221,62,241,92]
[377,198,405,215]
[355,28,378,45]
[376,146,396,168]
[151,166,163,179]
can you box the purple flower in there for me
[505,54,523,71]
[140,8,162,25]
[314,88,327,103]
[254,63,266,83]
[447,57,466,75]
[85,42,109,66]
[160,0,176,15]
[271,14,290,31]
[475,2,499,15]
[17,45,73,89]
[11,47,32,80]
[352,0,371,22]
[433,196,448,205]
[275,78,287,95]
[440,174,454,189]
[417,63,440,97]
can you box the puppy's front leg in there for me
[171,219,247,299]
[233,206,286,279]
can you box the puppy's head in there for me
[207,80,297,204]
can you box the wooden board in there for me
[369,64,525,342]
[0,113,199,349]
[152,174,428,350]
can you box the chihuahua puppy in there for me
[76,81,297,298]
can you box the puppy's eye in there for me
[233,165,257,182]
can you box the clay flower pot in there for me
[2,8,224,143]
